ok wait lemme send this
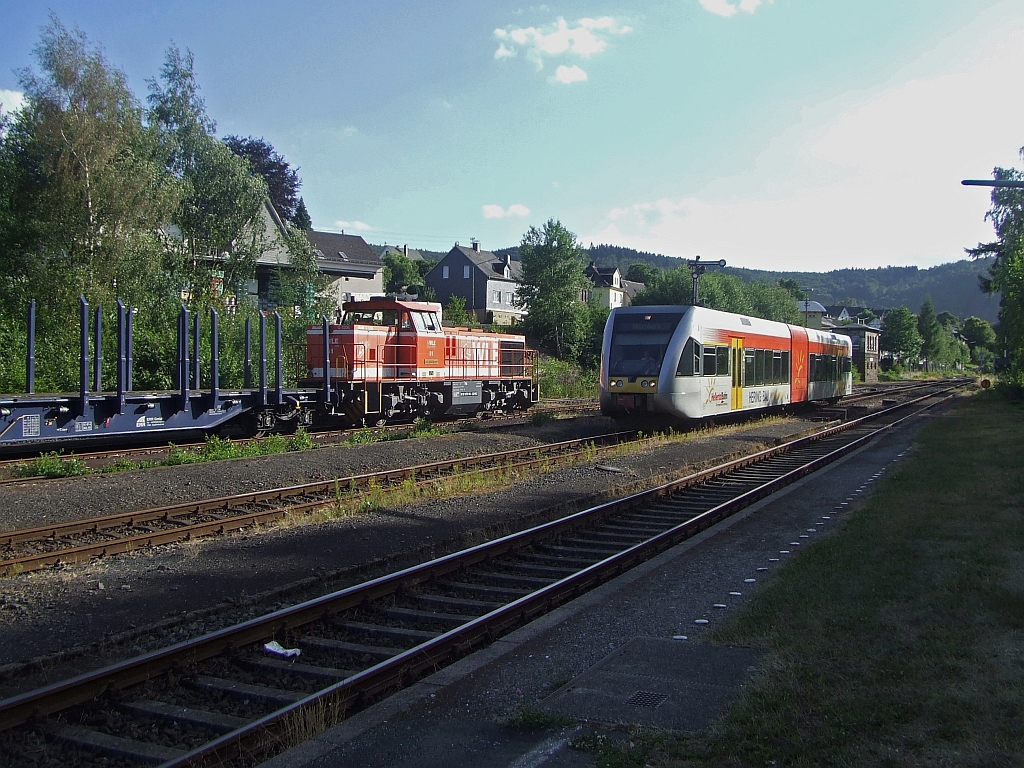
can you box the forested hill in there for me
[723,259,999,322]
[562,244,998,322]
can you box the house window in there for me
[442,265,449,279]
[506,292,513,305]
[493,290,501,303]
[463,265,471,279]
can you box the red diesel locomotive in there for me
[303,297,537,426]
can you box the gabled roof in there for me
[306,230,383,273]
[585,262,621,289]
[447,245,524,282]
[621,278,645,300]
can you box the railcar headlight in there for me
[641,380,649,388]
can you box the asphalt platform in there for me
[258,405,945,768]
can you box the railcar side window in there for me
[781,351,791,383]
[744,350,755,385]
[842,357,852,374]
[676,338,702,376]
[717,346,730,376]
[754,349,765,386]
[703,347,718,376]
[772,351,782,385]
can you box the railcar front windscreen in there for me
[608,312,685,377]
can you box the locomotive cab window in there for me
[341,310,398,326]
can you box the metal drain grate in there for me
[625,690,669,708]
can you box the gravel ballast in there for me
[0,414,825,695]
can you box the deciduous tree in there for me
[517,219,591,360]
[968,151,1024,378]
[881,306,922,364]
[223,135,300,222]
[147,45,268,306]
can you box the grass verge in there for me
[578,392,1024,767]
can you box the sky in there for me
[2,1,1023,271]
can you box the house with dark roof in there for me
[583,262,645,309]
[236,201,383,311]
[423,242,526,325]
[304,230,385,305]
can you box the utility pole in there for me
[686,255,727,306]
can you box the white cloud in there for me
[699,0,771,18]
[341,126,358,137]
[551,64,588,84]
[584,21,1024,271]
[333,220,373,231]
[483,204,531,219]
[0,89,25,117]
[494,16,631,73]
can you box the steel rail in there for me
[168,388,959,768]
[0,403,598,487]
[0,384,958,744]
[0,431,644,575]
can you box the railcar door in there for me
[395,310,416,378]
[731,338,743,410]
[790,326,809,403]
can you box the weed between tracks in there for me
[284,416,786,530]
[576,393,1024,767]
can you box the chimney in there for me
[472,240,480,252]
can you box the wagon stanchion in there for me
[92,304,102,393]
[79,296,89,417]
[116,300,126,413]
[25,300,35,394]
[210,307,219,408]
[179,305,190,408]
[244,316,252,389]
[275,311,283,406]
[322,316,331,408]
[193,310,201,391]
[259,313,268,407]
[126,306,134,391]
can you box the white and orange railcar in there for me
[304,298,537,425]
[600,305,852,422]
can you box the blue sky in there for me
[2,1,1023,271]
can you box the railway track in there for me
[0,401,598,486]
[0,382,961,768]
[0,429,638,577]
